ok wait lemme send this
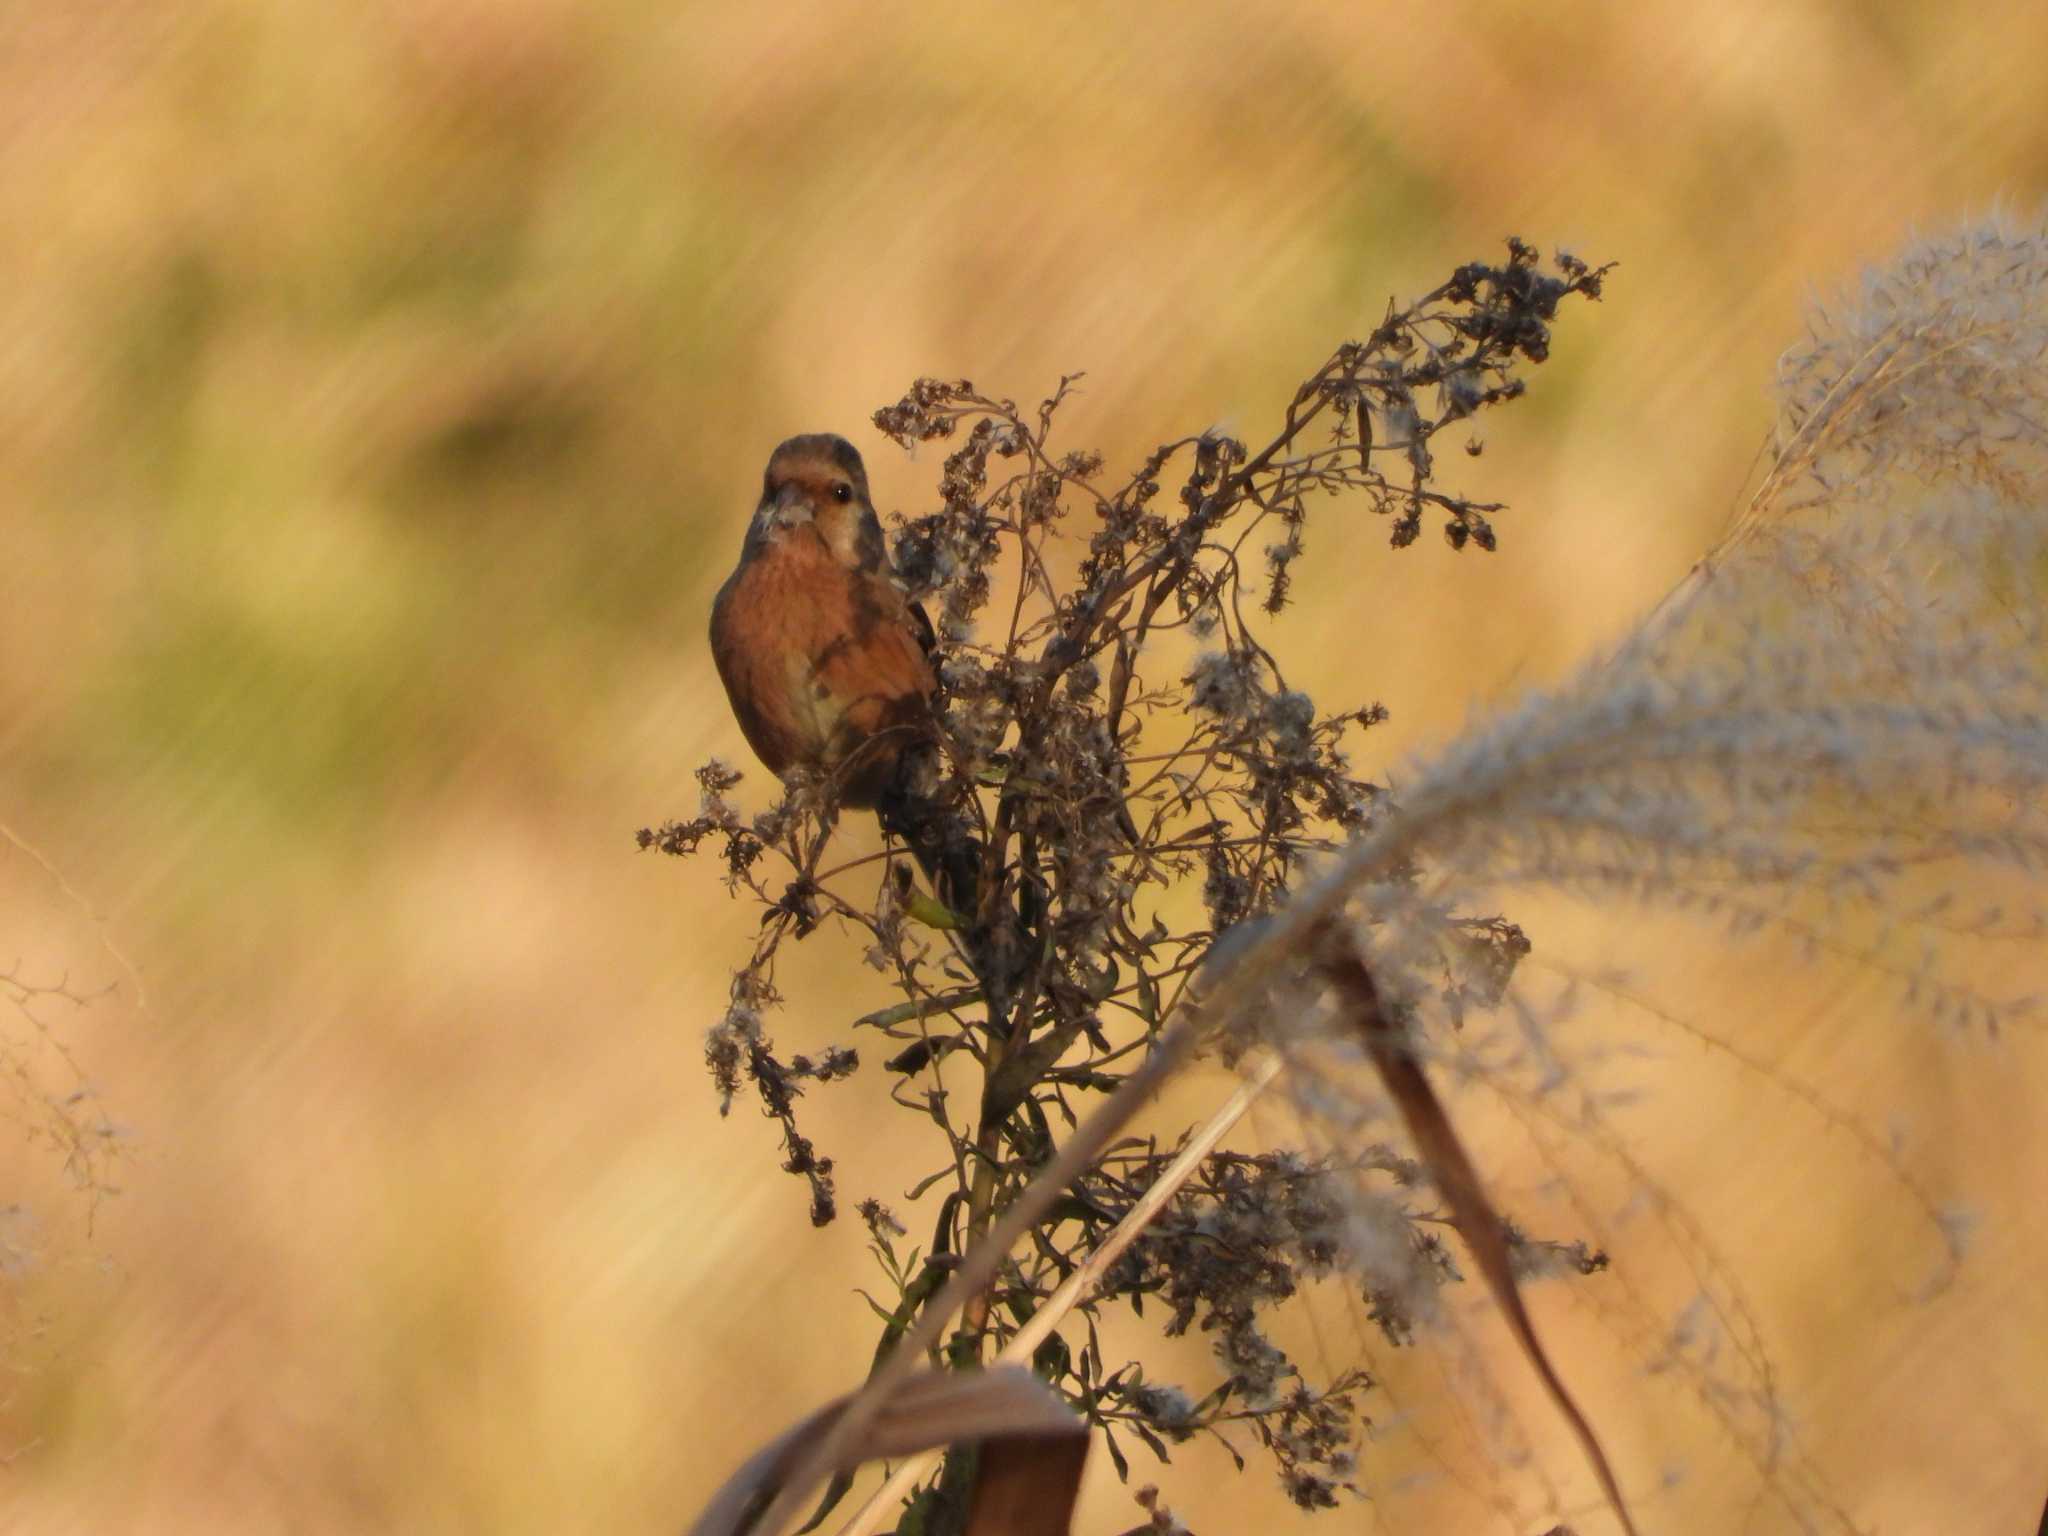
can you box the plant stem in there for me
[831,1057,1282,1536]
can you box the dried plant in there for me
[651,238,1615,1530]
[2,821,133,1383]
[660,216,2048,1536]
[2,822,131,1222]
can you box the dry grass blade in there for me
[958,1432,1091,1536]
[687,1365,1085,1536]
[1328,949,1640,1536]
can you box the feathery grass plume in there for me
[1342,492,2048,1032]
[1243,214,2048,1532]
[1698,213,2048,586]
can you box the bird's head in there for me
[751,433,885,569]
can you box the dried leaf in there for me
[688,1366,1085,1536]
[1329,950,1640,1536]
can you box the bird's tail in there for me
[876,782,983,932]
[876,738,1042,1011]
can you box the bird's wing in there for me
[908,596,938,664]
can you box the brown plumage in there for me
[710,434,980,920]
[710,434,938,809]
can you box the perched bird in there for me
[709,433,980,918]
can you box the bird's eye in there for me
[832,483,854,504]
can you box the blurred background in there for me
[4,2,2047,1531]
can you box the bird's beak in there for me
[767,481,813,529]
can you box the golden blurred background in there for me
[4,2,2046,1532]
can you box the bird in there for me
[709,433,981,921]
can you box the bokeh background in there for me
[4,2,2047,1532]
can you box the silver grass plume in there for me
[1232,213,2048,1531]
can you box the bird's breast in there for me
[710,537,937,804]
